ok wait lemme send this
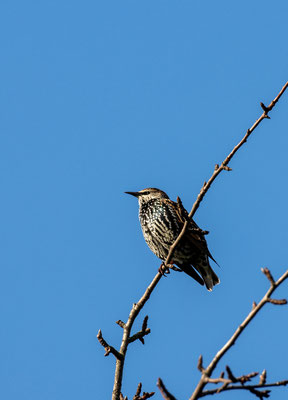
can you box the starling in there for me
[126,188,220,291]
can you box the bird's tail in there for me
[180,256,220,291]
[194,262,220,291]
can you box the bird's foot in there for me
[158,263,171,276]
[159,262,182,276]
[159,263,169,276]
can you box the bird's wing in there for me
[171,198,218,265]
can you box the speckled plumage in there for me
[126,188,220,291]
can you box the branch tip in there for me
[226,365,237,382]
[116,320,126,328]
[197,355,205,372]
[261,268,275,285]
[97,329,122,359]
[136,382,142,396]
[260,370,267,385]
[260,102,270,113]
[267,298,287,305]
[157,378,177,400]
[142,315,149,331]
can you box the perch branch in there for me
[111,273,162,399]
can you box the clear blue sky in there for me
[1,1,288,399]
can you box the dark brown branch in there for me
[134,383,142,398]
[116,320,126,328]
[128,328,151,344]
[225,366,237,383]
[157,378,177,400]
[199,380,288,398]
[189,268,288,399]
[267,298,287,305]
[261,268,275,286]
[97,330,122,360]
[133,382,155,400]
[198,367,288,398]
[197,355,205,372]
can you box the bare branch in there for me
[204,370,258,385]
[157,378,177,400]
[189,269,288,399]
[133,382,155,400]
[128,328,151,344]
[164,82,288,267]
[111,272,163,399]
[116,320,126,329]
[267,298,287,305]
[98,81,288,400]
[225,366,237,383]
[134,383,142,398]
[97,330,122,360]
[197,355,205,372]
[199,380,288,398]
[261,268,275,286]
[260,370,267,385]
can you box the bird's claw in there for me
[159,263,170,276]
[159,263,181,276]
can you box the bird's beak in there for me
[125,191,140,198]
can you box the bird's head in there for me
[125,188,169,205]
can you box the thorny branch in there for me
[97,81,288,400]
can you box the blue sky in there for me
[1,1,288,399]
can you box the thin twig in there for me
[133,382,155,400]
[157,378,177,400]
[164,82,288,267]
[128,328,151,344]
[199,380,288,398]
[97,330,122,360]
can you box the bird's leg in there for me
[158,263,170,276]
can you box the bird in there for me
[125,188,220,291]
